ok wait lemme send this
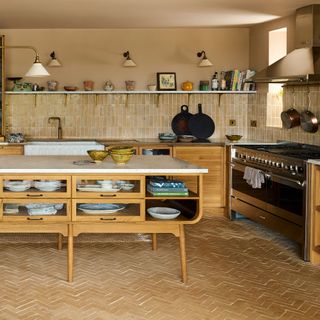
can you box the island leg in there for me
[179,225,187,283]
[57,233,63,250]
[68,224,73,282]
[151,233,157,250]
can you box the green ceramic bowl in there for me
[87,150,109,163]
[110,152,133,165]
[225,135,243,142]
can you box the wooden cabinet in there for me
[0,35,4,135]
[307,163,320,264]
[173,146,226,214]
[0,145,24,155]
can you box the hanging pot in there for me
[280,108,300,129]
[300,110,319,133]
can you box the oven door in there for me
[265,172,305,226]
[231,162,268,210]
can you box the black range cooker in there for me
[230,142,320,261]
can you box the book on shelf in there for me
[221,69,256,91]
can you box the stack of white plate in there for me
[25,203,63,215]
[4,180,32,192]
[34,180,61,192]
[147,207,181,220]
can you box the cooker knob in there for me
[271,161,276,166]
[297,166,304,174]
[289,165,295,171]
[275,162,281,168]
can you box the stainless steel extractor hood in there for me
[251,4,320,83]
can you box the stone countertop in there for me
[2,138,275,147]
[0,155,208,174]
[307,159,320,166]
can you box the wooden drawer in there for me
[231,197,303,244]
[1,198,71,222]
[72,175,145,199]
[0,175,71,198]
[72,198,145,222]
[0,145,24,155]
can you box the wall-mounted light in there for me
[47,51,62,67]
[0,45,50,77]
[197,50,213,67]
[123,51,136,67]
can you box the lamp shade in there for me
[123,59,136,67]
[25,62,50,77]
[198,58,213,67]
[48,58,62,67]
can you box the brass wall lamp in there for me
[197,50,213,67]
[123,50,136,67]
[47,51,62,67]
[0,45,50,77]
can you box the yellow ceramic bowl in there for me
[108,146,135,154]
[87,150,109,163]
[110,152,133,165]
[225,135,243,142]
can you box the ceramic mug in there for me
[125,80,135,91]
[47,80,58,91]
[83,80,94,91]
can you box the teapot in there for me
[181,81,193,91]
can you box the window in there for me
[267,28,287,128]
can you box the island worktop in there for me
[0,155,208,174]
[0,155,207,283]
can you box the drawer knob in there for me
[100,194,116,197]
[100,217,116,221]
[27,194,44,197]
[259,215,266,220]
[27,217,43,220]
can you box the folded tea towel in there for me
[243,166,265,189]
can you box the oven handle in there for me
[230,161,305,188]
[265,172,305,188]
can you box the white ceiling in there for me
[1,0,320,28]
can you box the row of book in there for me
[147,177,188,196]
[224,69,256,91]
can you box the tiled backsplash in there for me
[6,93,250,140]
[248,85,320,145]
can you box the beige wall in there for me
[1,28,249,91]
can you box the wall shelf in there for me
[5,90,256,95]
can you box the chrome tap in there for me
[48,117,62,140]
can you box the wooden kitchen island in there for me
[0,155,207,283]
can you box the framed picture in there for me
[157,72,177,91]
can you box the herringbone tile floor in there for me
[1,217,320,320]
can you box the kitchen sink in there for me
[25,140,105,155]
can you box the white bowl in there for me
[147,207,181,220]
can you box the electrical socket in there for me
[229,119,236,126]
[250,120,257,127]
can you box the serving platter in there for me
[78,203,126,214]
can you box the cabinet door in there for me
[1,175,71,198]
[173,146,225,209]
[0,146,24,155]
[72,175,144,199]
[73,199,145,222]
[1,199,71,222]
